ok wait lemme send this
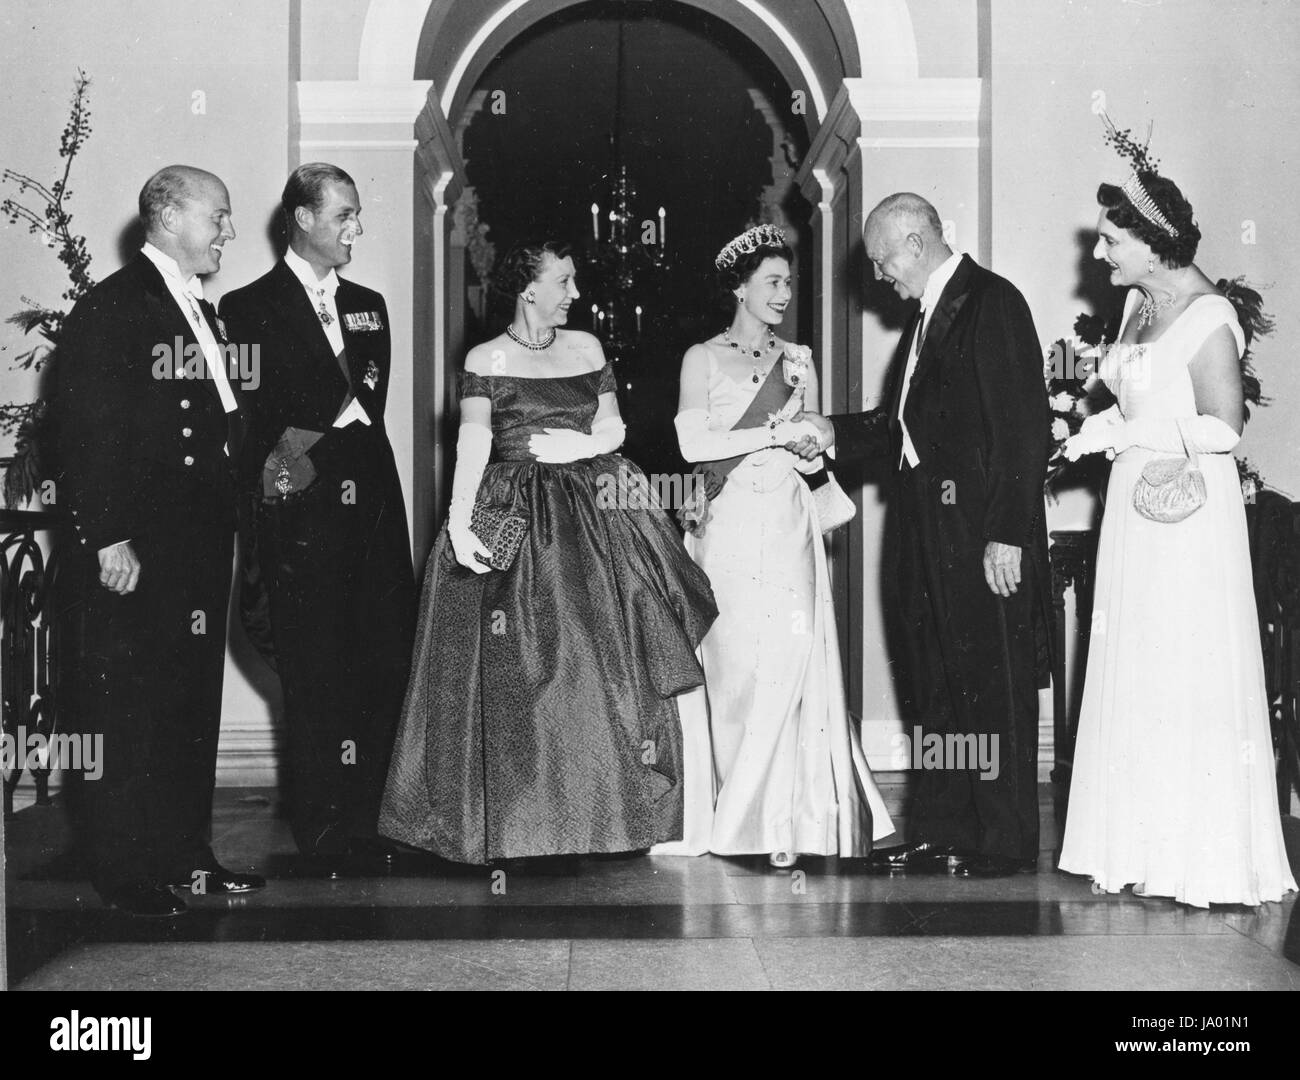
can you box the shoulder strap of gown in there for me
[1175,293,1246,361]
[597,362,616,395]
[458,368,492,399]
[1116,287,1142,340]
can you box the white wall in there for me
[0,0,296,785]
[990,0,1300,502]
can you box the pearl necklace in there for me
[723,325,777,383]
[1137,291,1177,329]
[506,325,556,351]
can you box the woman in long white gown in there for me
[1058,169,1296,907]
[652,225,894,867]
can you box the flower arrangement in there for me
[1,70,95,508]
[1043,311,1112,493]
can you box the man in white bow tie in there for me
[791,193,1052,878]
[56,165,264,916]
[220,163,415,876]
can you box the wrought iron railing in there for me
[1,502,69,816]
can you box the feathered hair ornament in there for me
[1101,112,1179,238]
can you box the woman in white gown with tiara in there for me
[1059,152,1296,907]
[653,225,894,867]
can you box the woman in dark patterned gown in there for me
[380,241,717,864]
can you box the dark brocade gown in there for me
[379,363,717,864]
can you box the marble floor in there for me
[5,782,1298,991]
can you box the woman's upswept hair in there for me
[492,240,573,298]
[1097,172,1200,268]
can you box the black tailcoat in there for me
[219,260,415,854]
[54,253,239,892]
[831,255,1051,859]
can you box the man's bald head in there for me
[865,193,946,246]
[138,165,234,278]
[863,192,952,301]
[138,165,222,232]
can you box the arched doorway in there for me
[290,0,986,767]
[454,1,812,483]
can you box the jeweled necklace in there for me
[506,325,556,351]
[1137,290,1177,329]
[723,325,777,383]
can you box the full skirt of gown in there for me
[380,451,717,864]
[654,446,895,857]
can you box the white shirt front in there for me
[141,242,238,415]
[898,250,963,468]
[283,246,369,428]
[284,246,344,354]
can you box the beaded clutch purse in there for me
[1131,424,1206,524]
[1132,455,1206,523]
[469,501,529,570]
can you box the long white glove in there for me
[448,422,493,574]
[1063,412,1240,461]
[527,416,625,464]
[675,409,824,463]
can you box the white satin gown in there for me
[1058,291,1297,906]
[652,353,894,857]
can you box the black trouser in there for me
[256,433,415,855]
[890,461,1041,861]
[63,520,233,894]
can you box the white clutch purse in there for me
[813,473,856,534]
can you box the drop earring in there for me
[1147,258,1155,275]
[525,293,535,305]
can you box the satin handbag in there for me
[469,501,529,570]
[813,473,856,534]
[1132,424,1206,524]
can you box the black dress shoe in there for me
[954,854,1038,878]
[864,841,961,875]
[171,861,266,895]
[102,883,188,917]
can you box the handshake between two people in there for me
[783,410,834,461]
[778,408,1022,599]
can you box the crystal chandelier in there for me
[584,18,666,364]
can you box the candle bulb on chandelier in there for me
[591,203,599,241]
[635,305,643,336]
[658,206,666,251]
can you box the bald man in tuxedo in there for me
[56,165,264,915]
[794,193,1051,877]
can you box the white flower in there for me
[782,344,810,388]
[1049,392,1076,413]
[1051,418,1070,442]
[783,343,812,364]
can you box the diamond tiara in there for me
[1120,172,1179,238]
[715,224,787,269]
